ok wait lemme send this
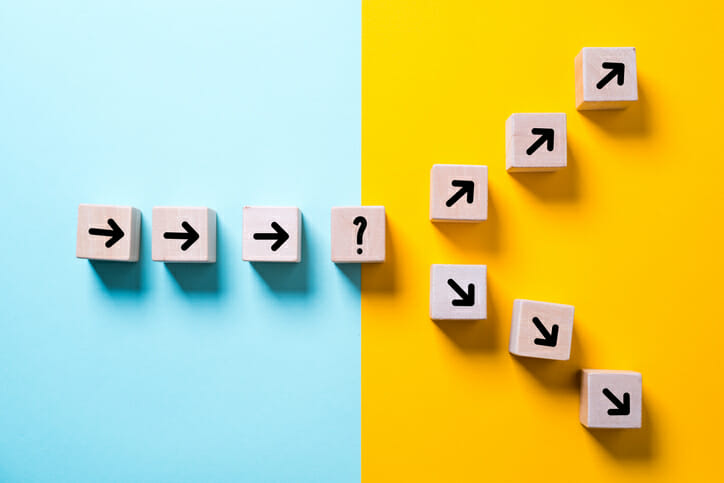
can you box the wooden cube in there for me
[506,113,567,172]
[430,164,487,222]
[580,370,642,428]
[430,264,486,320]
[76,204,141,262]
[575,47,638,110]
[331,206,385,263]
[509,299,574,360]
[242,206,301,262]
[151,207,216,263]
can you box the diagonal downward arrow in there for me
[532,316,559,347]
[447,279,475,306]
[602,388,631,416]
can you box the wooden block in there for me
[505,113,567,172]
[151,207,216,263]
[430,164,487,222]
[76,204,141,262]
[575,47,638,110]
[430,264,486,320]
[242,206,301,262]
[508,299,574,360]
[331,206,385,263]
[580,370,642,428]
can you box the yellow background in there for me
[362,1,724,481]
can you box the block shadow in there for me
[577,79,651,138]
[508,143,580,202]
[251,219,310,293]
[90,259,144,292]
[165,263,220,293]
[432,187,501,253]
[432,282,500,353]
[360,214,397,293]
[335,263,361,291]
[585,399,655,461]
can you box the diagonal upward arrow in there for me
[596,62,625,89]
[532,316,559,347]
[526,128,555,155]
[602,388,631,416]
[253,221,290,251]
[445,180,475,207]
[163,221,199,251]
[447,279,475,306]
[88,218,124,248]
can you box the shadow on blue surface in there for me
[90,259,143,291]
[335,263,361,290]
[251,220,311,292]
[166,263,220,293]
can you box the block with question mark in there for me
[330,206,385,263]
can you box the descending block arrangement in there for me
[430,264,487,320]
[77,46,643,431]
[580,370,642,428]
[509,299,574,360]
[152,207,217,263]
[506,113,567,172]
[430,164,488,222]
[76,204,141,262]
[331,206,386,263]
[243,206,302,262]
[575,47,638,110]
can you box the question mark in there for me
[353,216,367,255]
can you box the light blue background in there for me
[0,1,360,481]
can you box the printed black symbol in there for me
[163,221,199,251]
[602,388,631,416]
[596,62,625,90]
[253,221,289,251]
[526,128,555,155]
[447,279,475,306]
[88,218,124,248]
[353,216,367,255]
[445,180,475,207]
[532,316,559,347]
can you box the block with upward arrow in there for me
[152,207,216,263]
[580,370,642,428]
[430,264,486,320]
[508,299,574,360]
[430,164,487,222]
[506,113,567,172]
[76,204,141,262]
[243,206,301,262]
[575,47,638,110]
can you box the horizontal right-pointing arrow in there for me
[88,218,124,248]
[253,221,290,251]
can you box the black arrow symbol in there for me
[532,316,559,347]
[602,388,631,416]
[445,180,475,207]
[253,221,289,251]
[596,62,625,90]
[163,221,199,251]
[447,279,475,306]
[526,128,555,155]
[88,218,124,248]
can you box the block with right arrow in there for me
[152,207,217,263]
[575,47,638,110]
[580,369,642,428]
[506,113,567,172]
[508,299,574,360]
[76,204,141,262]
[243,206,301,262]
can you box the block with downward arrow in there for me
[580,369,642,428]
[430,164,487,222]
[76,204,141,262]
[430,264,487,320]
[508,299,574,360]
[242,206,301,262]
[575,47,638,110]
[506,113,567,172]
[152,207,216,263]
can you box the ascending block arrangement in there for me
[151,207,216,263]
[506,113,567,172]
[580,370,642,428]
[331,206,385,263]
[76,204,141,262]
[430,164,487,222]
[243,206,301,262]
[509,299,574,360]
[430,264,487,320]
[575,47,638,110]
